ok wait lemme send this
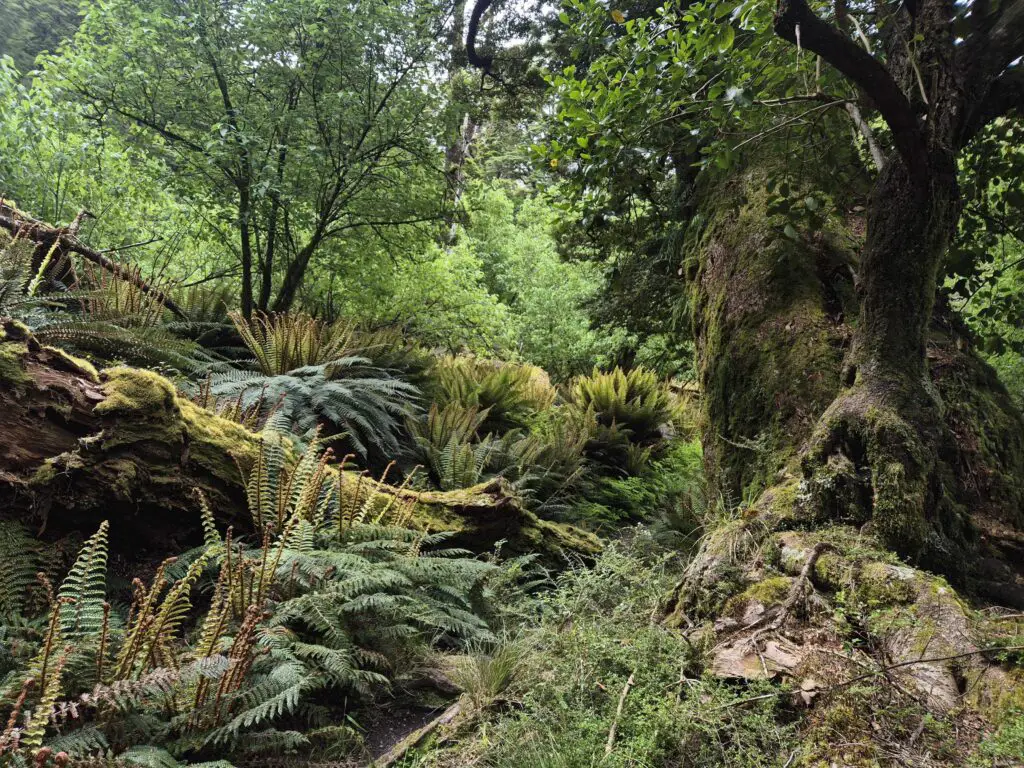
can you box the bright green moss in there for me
[95,367,178,417]
[179,398,260,480]
[42,344,99,382]
[724,575,793,615]
[0,341,30,386]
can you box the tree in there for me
[0,0,79,74]
[767,0,1024,556]
[511,0,1024,576]
[53,0,452,316]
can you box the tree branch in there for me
[466,0,494,72]
[959,65,1024,146]
[986,0,1024,69]
[0,204,187,319]
[773,0,927,177]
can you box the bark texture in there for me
[688,172,1024,597]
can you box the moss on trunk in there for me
[686,171,1024,593]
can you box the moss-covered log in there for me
[0,317,598,564]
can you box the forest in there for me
[0,0,1022,765]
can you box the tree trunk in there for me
[800,156,963,562]
[688,166,1024,596]
[675,169,1024,760]
[238,191,255,318]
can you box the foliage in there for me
[205,358,419,459]
[0,0,79,75]
[411,531,799,767]
[572,437,704,529]
[431,355,556,434]
[457,182,631,379]
[0,429,498,763]
[568,366,678,471]
[0,230,204,373]
[229,311,358,376]
[50,0,450,314]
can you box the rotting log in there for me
[0,317,599,565]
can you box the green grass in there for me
[408,530,799,767]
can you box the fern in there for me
[431,355,556,434]
[205,358,419,458]
[0,523,41,620]
[57,521,110,639]
[230,310,359,375]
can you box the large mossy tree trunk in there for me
[689,168,1024,601]
[677,170,1024,760]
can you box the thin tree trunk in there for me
[238,190,255,318]
[442,112,478,246]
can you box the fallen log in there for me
[0,318,599,564]
[0,200,187,319]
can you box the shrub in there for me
[414,531,799,768]
[431,356,556,435]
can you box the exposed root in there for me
[745,542,833,642]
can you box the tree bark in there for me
[688,167,1024,592]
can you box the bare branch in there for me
[773,0,927,177]
[466,0,495,72]
[0,204,187,319]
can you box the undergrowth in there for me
[0,430,502,766]
[408,530,800,768]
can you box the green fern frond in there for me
[57,521,110,639]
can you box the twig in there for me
[743,542,832,638]
[98,237,163,254]
[604,672,635,757]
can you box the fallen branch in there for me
[372,702,461,768]
[604,671,635,757]
[0,202,187,319]
[744,542,833,641]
